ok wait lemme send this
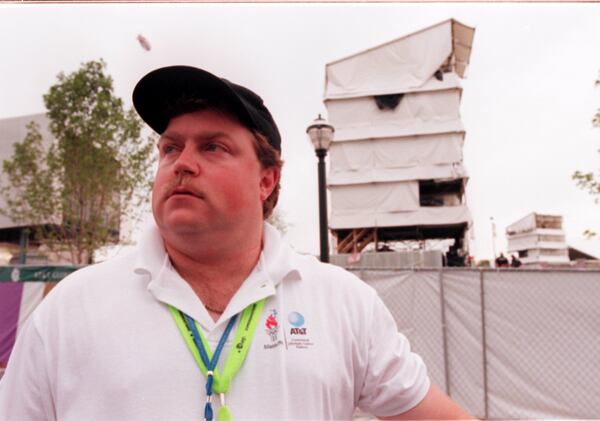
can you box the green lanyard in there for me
[169,299,265,421]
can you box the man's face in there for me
[152,109,278,240]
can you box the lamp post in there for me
[306,114,334,263]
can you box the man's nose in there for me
[173,145,199,176]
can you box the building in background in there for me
[0,113,121,265]
[324,19,475,267]
[506,212,570,266]
[0,114,54,264]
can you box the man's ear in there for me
[259,166,280,201]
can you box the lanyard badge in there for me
[169,299,265,421]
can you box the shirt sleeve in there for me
[357,293,430,417]
[0,314,55,421]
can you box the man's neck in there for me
[163,228,263,320]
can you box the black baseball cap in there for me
[132,65,281,152]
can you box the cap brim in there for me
[132,65,253,135]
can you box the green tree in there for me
[1,60,155,264]
[573,75,600,238]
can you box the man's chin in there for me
[157,215,213,236]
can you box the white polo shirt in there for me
[0,223,429,420]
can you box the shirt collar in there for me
[133,220,168,280]
[133,221,301,330]
[260,222,302,287]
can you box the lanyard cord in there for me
[169,299,265,421]
[183,313,236,421]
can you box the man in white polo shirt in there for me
[0,66,473,420]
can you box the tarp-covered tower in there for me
[324,19,475,259]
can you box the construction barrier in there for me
[350,267,600,419]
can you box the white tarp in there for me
[330,181,420,214]
[325,19,475,99]
[329,163,468,186]
[330,202,471,229]
[452,21,476,78]
[323,19,473,234]
[327,71,462,101]
[329,132,464,172]
[334,120,464,143]
[327,89,462,141]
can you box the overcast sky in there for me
[2,3,600,261]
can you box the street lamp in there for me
[306,114,334,263]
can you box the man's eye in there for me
[205,143,226,152]
[162,144,177,154]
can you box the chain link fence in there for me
[349,268,600,419]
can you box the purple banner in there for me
[0,283,23,367]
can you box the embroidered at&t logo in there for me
[288,311,307,335]
[265,309,279,342]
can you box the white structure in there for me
[506,213,570,265]
[0,113,52,231]
[0,114,53,263]
[0,113,119,264]
[323,19,475,256]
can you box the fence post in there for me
[480,270,489,419]
[439,268,450,396]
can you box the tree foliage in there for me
[1,60,155,264]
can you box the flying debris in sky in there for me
[137,34,151,51]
